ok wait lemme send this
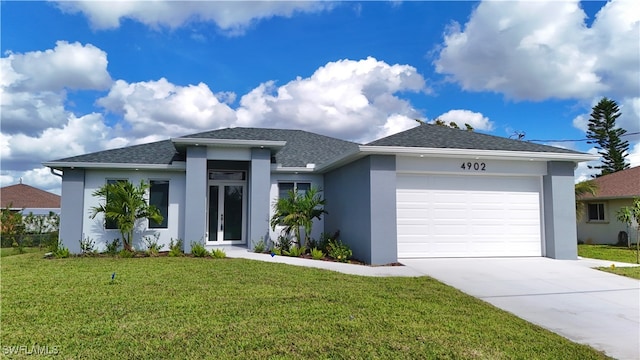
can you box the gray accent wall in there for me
[60,169,85,253]
[543,161,578,259]
[248,148,271,250]
[184,146,208,253]
[324,155,397,265]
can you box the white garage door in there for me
[397,174,542,258]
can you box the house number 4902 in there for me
[461,162,486,171]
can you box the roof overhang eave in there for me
[172,138,286,150]
[358,146,599,162]
[577,195,640,202]
[43,161,187,171]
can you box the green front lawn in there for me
[0,246,44,258]
[596,266,640,280]
[578,244,639,264]
[0,253,609,359]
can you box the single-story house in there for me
[44,125,596,264]
[576,166,640,245]
[0,181,61,216]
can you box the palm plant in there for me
[575,180,598,221]
[270,186,327,248]
[90,180,163,252]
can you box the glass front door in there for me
[208,183,245,243]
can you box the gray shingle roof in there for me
[367,124,581,154]
[48,125,583,168]
[182,127,360,167]
[51,140,184,165]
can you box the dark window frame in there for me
[587,203,606,222]
[278,181,311,199]
[149,180,169,229]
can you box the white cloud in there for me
[55,1,332,34]
[236,57,426,142]
[628,142,640,168]
[435,0,639,101]
[572,114,589,132]
[1,41,111,136]
[4,41,111,92]
[375,114,420,140]
[97,78,237,138]
[435,109,493,131]
[574,147,600,183]
[3,113,114,171]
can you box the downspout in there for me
[50,168,63,178]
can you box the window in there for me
[105,179,126,229]
[278,182,311,199]
[209,171,246,181]
[588,203,606,222]
[149,180,169,229]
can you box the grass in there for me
[0,246,44,258]
[596,266,640,280]
[0,253,610,359]
[578,244,639,264]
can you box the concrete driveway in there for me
[401,258,640,360]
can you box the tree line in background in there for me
[0,205,60,252]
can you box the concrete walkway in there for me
[227,249,640,360]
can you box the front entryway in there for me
[207,171,246,244]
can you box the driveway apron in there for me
[401,258,640,360]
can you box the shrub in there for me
[105,238,121,256]
[119,249,134,258]
[54,241,70,259]
[275,235,292,253]
[12,238,25,254]
[272,248,282,256]
[144,233,162,257]
[253,238,266,253]
[318,231,339,253]
[79,236,96,255]
[45,233,60,253]
[310,247,324,260]
[191,241,209,258]
[211,248,226,259]
[327,239,352,263]
[168,238,184,257]
[284,245,304,257]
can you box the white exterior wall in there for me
[83,169,186,252]
[268,173,324,246]
[396,156,548,176]
[577,198,639,245]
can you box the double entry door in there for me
[208,180,245,244]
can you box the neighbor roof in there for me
[0,183,61,209]
[367,124,581,154]
[578,166,640,200]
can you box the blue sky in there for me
[1,0,639,194]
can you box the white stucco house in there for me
[577,166,640,245]
[44,125,596,264]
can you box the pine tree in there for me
[586,97,629,177]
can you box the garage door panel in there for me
[397,174,542,258]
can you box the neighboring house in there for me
[44,125,596,264]
[576,166,640,245]
[0,182,61,216]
